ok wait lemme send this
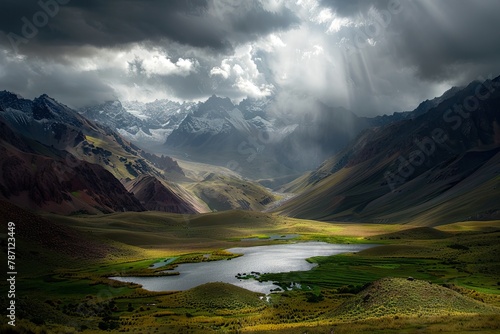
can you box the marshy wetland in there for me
[111,242,375,293]
[3,210,500,333]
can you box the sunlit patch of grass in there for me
[436,220,500,233]
[227,234,271,241]
[331,277,499,321]
[298,234,373,244]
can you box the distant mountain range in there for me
[164,95,293,178]
[80,94,376,178]
[0,91,278,215]
[78,87,467,179]
[276,76,500,225]
[2,75,498,222]
[79,99,197,146]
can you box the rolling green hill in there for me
[159,282,266,312]
[332,277,499,320]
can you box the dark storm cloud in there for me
[1,0,499,115]
[0,0,299,55]
[327,0,500,84]
[0,52,116,107]
[229,2,299,41]
[384,0,500,83]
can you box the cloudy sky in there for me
[1,0,500,115]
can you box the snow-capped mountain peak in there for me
[79,98,196,146]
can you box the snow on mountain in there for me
[80,100,145,134]
[238,96,273,120]
[117,127,173,144]
[165,94,302,152]
[79,99,196,146]
[122,99,197,126]
[166,95,255,148]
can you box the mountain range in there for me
[78,86,468,180]
[0,91,279,215]
[79,99,197,146]
[1,75,499,224]
[0,91,205,214]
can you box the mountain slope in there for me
[124,175,203,213]
[0,91,204,214]
[277,76,500,225]
[365,86,462,127]
[0,119,145,214]
[188,173,277,212]
[277,103,370,171]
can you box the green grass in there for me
[80,258,163,275]
[18,277,132,299]
[5,204,500,333]
[45,210,393,250]
[157,282,266,312]
[298,234,375,244]
[259,227,500,295]
[330,277,499,320]
[259,254,449,290]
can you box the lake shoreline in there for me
[110,241,376,294]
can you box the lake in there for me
[111,242,374,294]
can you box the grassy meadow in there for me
[1,209,499,333]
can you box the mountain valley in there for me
[1,76,500,334]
